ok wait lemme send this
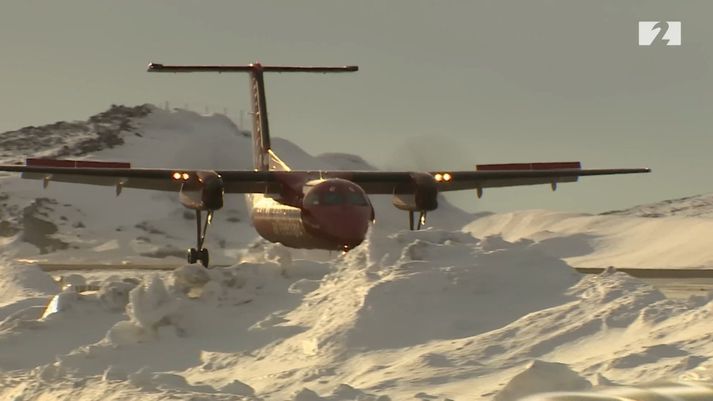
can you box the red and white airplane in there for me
[0,63,650,266]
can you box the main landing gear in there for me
[408,210,427,230]
[187,209,213,267]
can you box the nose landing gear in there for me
[187,209,213,267]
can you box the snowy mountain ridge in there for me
[0,104,155,165]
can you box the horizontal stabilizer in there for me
[147,63,358,73]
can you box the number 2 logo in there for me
[639,21,681,46]
[652,21,670,44]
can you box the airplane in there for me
[0,63,650,267]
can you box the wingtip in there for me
[147,62,163,71]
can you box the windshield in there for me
[323,192,344,205]
[304,184,369,207]
[347,192,368,206]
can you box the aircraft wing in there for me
[0,160,278,193]
[432,167,650,192]
[0,160,649,196]
[320,162,650,194]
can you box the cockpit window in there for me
[305,184,368,207]
[347,192,368,206]
[323,192,345,205]
[304,192,320,206]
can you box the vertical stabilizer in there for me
[148,62,358,171]
[248,64,271,171]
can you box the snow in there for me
[2,105,713,400]
[465,209,713,268]
[603,193,713,218]
[4,228,713,400]
[493,360,592,401]
[520,381,713,401]
[1,230,561,399]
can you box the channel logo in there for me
[639,21,681,46]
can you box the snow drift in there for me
[2,230,713,400]
[466,209,713,268]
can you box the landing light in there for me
[434,172,452,182]
[172,172,192,181]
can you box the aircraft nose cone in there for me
[316,206,371,248]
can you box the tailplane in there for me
[148,63,358,171]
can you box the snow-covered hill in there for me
[602,193,713,218]
[465,205,713,269]
[0,105,470,265]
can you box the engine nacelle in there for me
[392,172,438,211]
[178,170,225,211]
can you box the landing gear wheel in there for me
[198,248,209,267]
[187,248,199,264]
[188,210,215,267]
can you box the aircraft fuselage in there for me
[248,177,374,251]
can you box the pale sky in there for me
[1,1,711,214]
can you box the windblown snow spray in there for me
[521,382,713,401]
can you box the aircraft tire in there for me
[199,248,209,267]
[187,248,199,264]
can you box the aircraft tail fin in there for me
[148,63,358,171]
